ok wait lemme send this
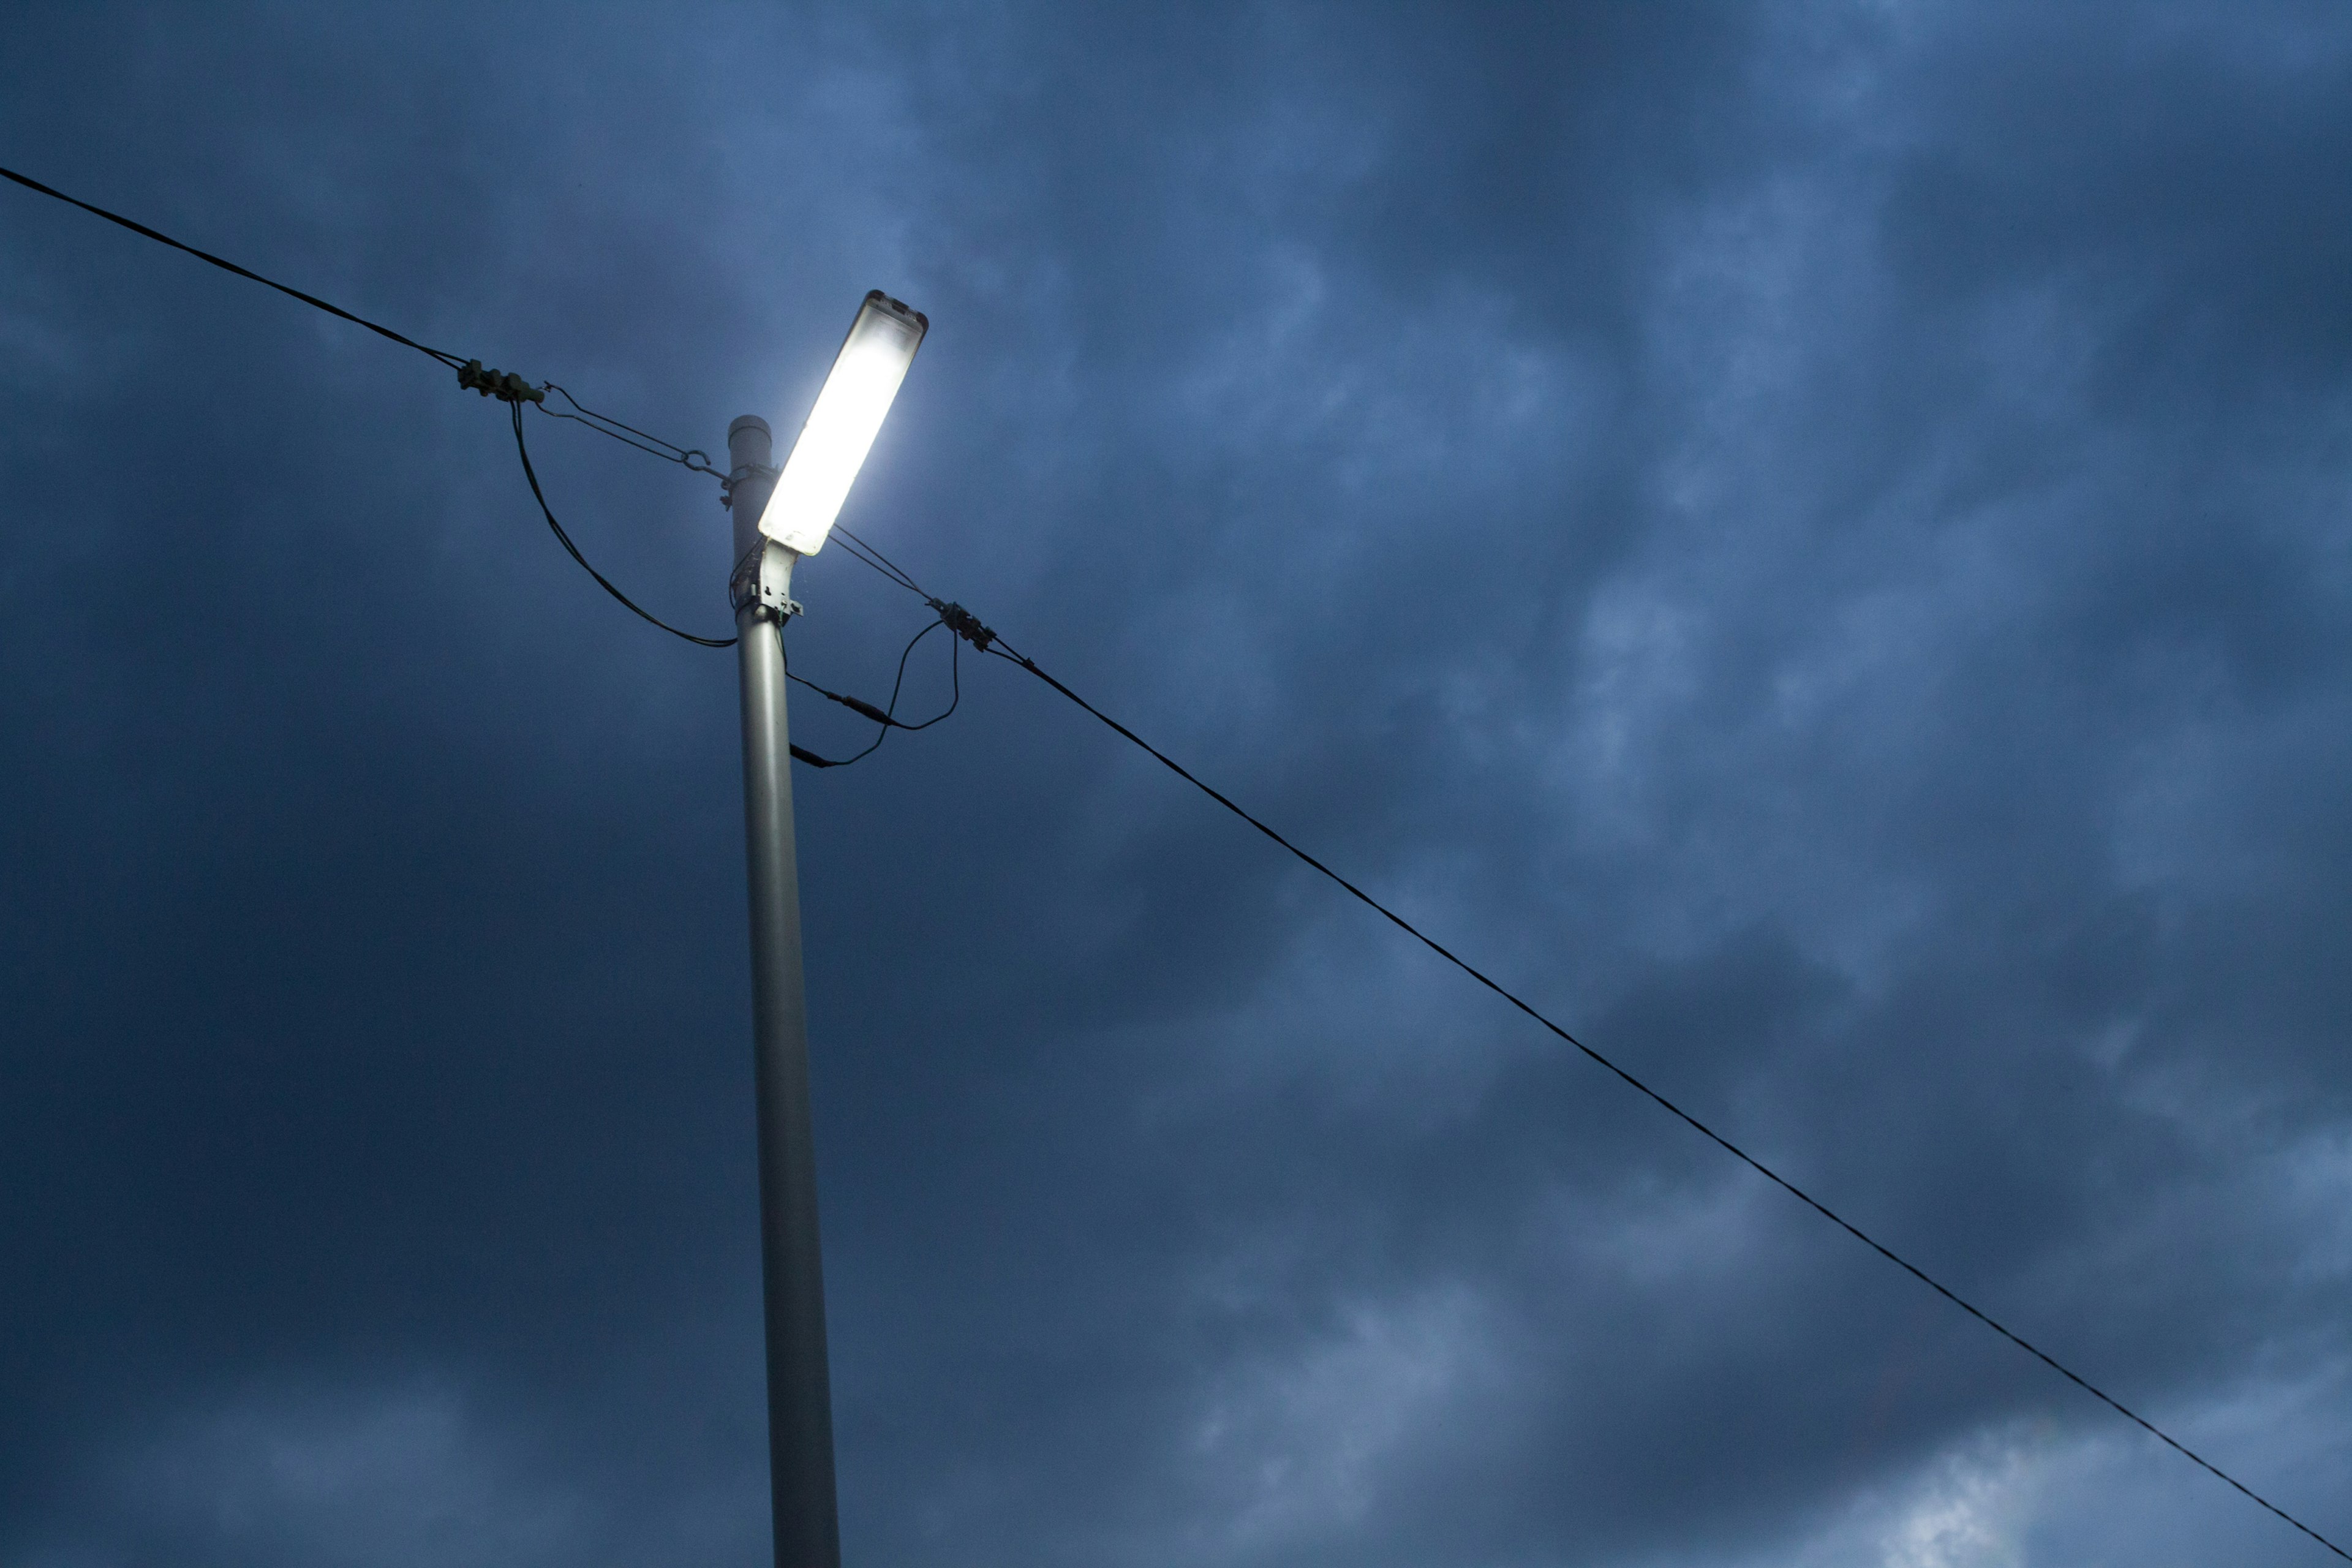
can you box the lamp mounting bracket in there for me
[730,539,802,620]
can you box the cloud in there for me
[4,2,2352,1565]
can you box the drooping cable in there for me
[1,163,466,369]
[788,625,962,733]
[508,402,736,648]
[780,614,960,768]
[839,590,2345,1564]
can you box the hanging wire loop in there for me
[538,382,723,479]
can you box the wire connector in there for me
[457,360,546,404]
[930,599,995,652]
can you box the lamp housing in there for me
[756,290,928,556]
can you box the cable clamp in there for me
[930,599,995,652]
[718,463,778,511]
[730,540,802,620]
[456,360,546,404]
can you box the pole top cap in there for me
[728,415,772,440]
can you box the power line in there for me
[839,559,2346,1564]
[9,157,2340,1560]
[833,522,928,598]
[1,164,464,369]
[1,162,740,650]
[0,157,898,657]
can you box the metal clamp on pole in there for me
[730,537,804,622]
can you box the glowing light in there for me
[758,291,927,556]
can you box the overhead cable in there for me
[1,163,740,650]
[1,163,465,369]
[872,561,2350,1566]
[832,522,929,598]
[12,157,2339,1559]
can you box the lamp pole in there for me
[725,412,841,1568]
[721,290,924,1568]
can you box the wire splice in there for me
[930,600,995,653]
[780,612,961,767]
[832,692,893,726]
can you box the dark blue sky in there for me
[6,4,2352,1565]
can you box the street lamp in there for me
[723,288,927,1568]
[761,292,929,557]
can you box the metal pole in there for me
[726,414,841,1568]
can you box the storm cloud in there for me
[5,3,2352,1565]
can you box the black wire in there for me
[959,627,2351,1563]
[535,384,724,479]
[0,164,742,532]
[12,153,2339,1555]
[791,619,962,733]
[508,403,736,648]
[889,628,963,732]
[831,536,916,597]
[1,164,466,369]
[780,616,960,767]
[832,523,929,597]
[0,164,942,641]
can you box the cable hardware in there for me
[781,612,961,768]
[729,541,802,620]
[719,462,780,511]
[929,599,995,653]
[457,360,546,404]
